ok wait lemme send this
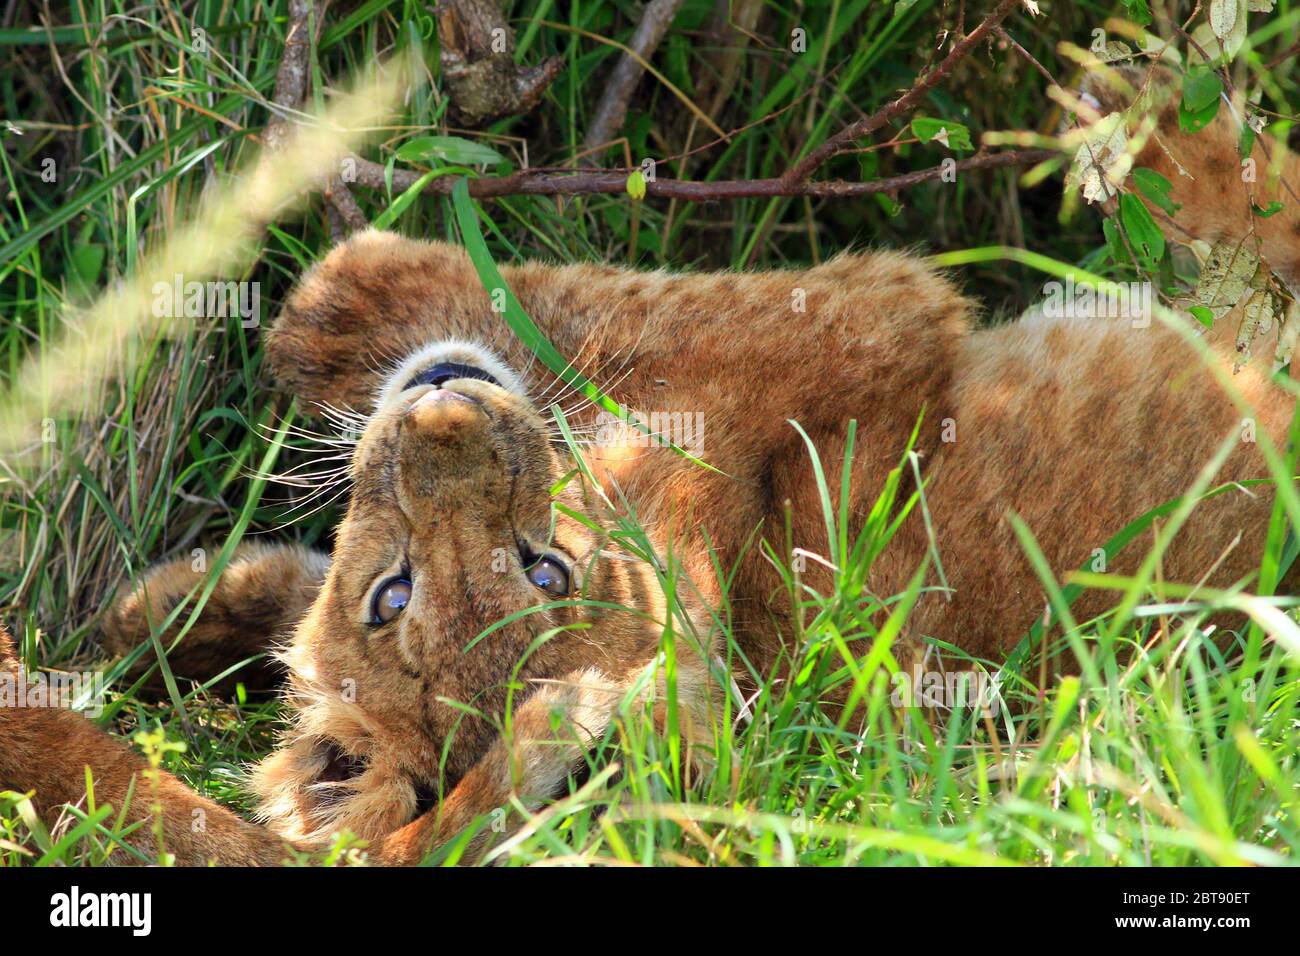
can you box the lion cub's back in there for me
[913,310,1291,657]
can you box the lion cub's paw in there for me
[104,541,329,693]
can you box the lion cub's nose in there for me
[398,388,496,502]
[404,388,483,439]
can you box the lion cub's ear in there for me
[1079,62,1300,293]
[103,541,329,694]
[268,229,487,417]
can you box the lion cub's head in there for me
[250,341,666,846]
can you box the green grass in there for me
[2,1,1299,866]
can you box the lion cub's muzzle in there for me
[396,385,507,502]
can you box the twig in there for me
[993,25,1054,84]
[1263,36,1300,71]
[263,0,313,152]
[325,174,367,229]
[344,147,1053,200]
[265,1,367,234]
[648,87,820,170]
[326,197,349,243]
[781,0,1023,185]
[581,0,687,164]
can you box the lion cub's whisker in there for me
[266,483,353,530]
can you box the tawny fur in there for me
[2,76,1297,865]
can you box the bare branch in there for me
[264,1,367,233]
[264,0,314,152]
[324,174,367,228]
[993,25,1055,85]
[344,147,1053,201]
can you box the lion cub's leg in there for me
[105,541,328,694]
[0,626,296,864]
[377,654,719,865]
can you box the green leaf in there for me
[1252,200,1284,218]
[383,155,396,196]
[1189,305,1216,328]
[910,117,973,152]
[1179,96,1220,133]
[372,170,437,229]
[1238,120,1258,159]
[1102,217,1132,268]
[394,135,504,166]
[1122,0,1153,25]
[1132,167,1181,215]
[1119,193,1165,270]
[1182,67,1223,113]
[626,170,647,200]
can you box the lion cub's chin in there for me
[373,339,526,413]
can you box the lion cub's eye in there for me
[370,577,412,625]
[525,556,570,597]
